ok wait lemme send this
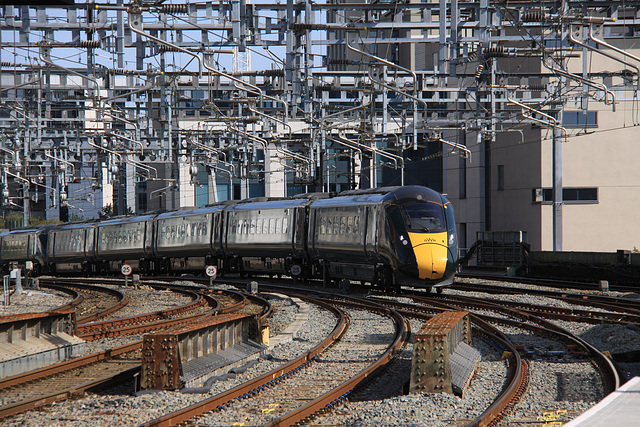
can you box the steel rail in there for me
[76,289,251,340]
[366,295,528,427]
[412,294,620,394]
[137,296,349,427]
[266,295,409,426]
[43,282,130,324]
[424,292,640,326]
[76,289,206,339]
[45,285,84,312]
[0,365,141,420]
[453,279,640,315]
[0,339,141,391]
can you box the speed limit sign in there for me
[121,264,132,276]
[205,265,218,278]
[290,264,302,277]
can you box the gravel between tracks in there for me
[2,279,639,426]
[1,288,71,315]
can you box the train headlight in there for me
[400,235,408,246]
[449,233,455,246]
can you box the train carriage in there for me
[94,214,156,274]
[153,205,226,273]
[223,197,309,276]
[0,226,52,276]
[47,222,97,275]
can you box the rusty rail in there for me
[76,289,207,340]
[138,296,350,427]
[366,295,529,427]
[44,282,130,324]
[0,340,141,391]
[417,293,621,394]
[266,295,409,426]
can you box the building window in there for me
[562,187,598,203]
[497,165,504,191]
[563,111,597,128]
[532,187,598,204]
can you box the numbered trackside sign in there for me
[206,265,218,278]
[290,264,302,277]
[121,264,132,276]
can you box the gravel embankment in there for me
[2,279,639,426]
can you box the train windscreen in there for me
[401,202,446,233]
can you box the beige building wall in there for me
[447,39,640,253]
[560,104,640,252]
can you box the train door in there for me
[364,205,379,261]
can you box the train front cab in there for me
[385,187,458,291]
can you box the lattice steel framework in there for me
[1,1,639,251]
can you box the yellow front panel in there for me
[408,232,448,280]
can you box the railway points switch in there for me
[410,311,480,396]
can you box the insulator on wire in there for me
[528,84,547,91]
[161,4,189,14]
[329,59,358,65]
[256,69,284,77]
[521,11,544,22]
[159,45,182,52]
[485,46,505,58]
[290,23,325,31]
[79,40,100,49]
[475,64,484,80]
[485,46,506,57]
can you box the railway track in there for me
[42,280,129,323]
[0,341,141,420]
[0,282,266,421]
[139,293,408,427]
[2,278,635,425]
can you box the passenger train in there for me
[0,186,458,290]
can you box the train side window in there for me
[282,217,288,234]
[333,216,339,234]
[263,218,269,234]
[256,218,262,235]
[269,218,275,234]
[275,218,282,234]
[340,216,346,234]
[346,216,353,234]
[326,216,332,235]
[319,216,325,235]
[250,219,256,234]
[354,215,360,234]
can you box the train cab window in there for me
[402,202,446,233]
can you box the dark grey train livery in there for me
[0,186,458,289]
